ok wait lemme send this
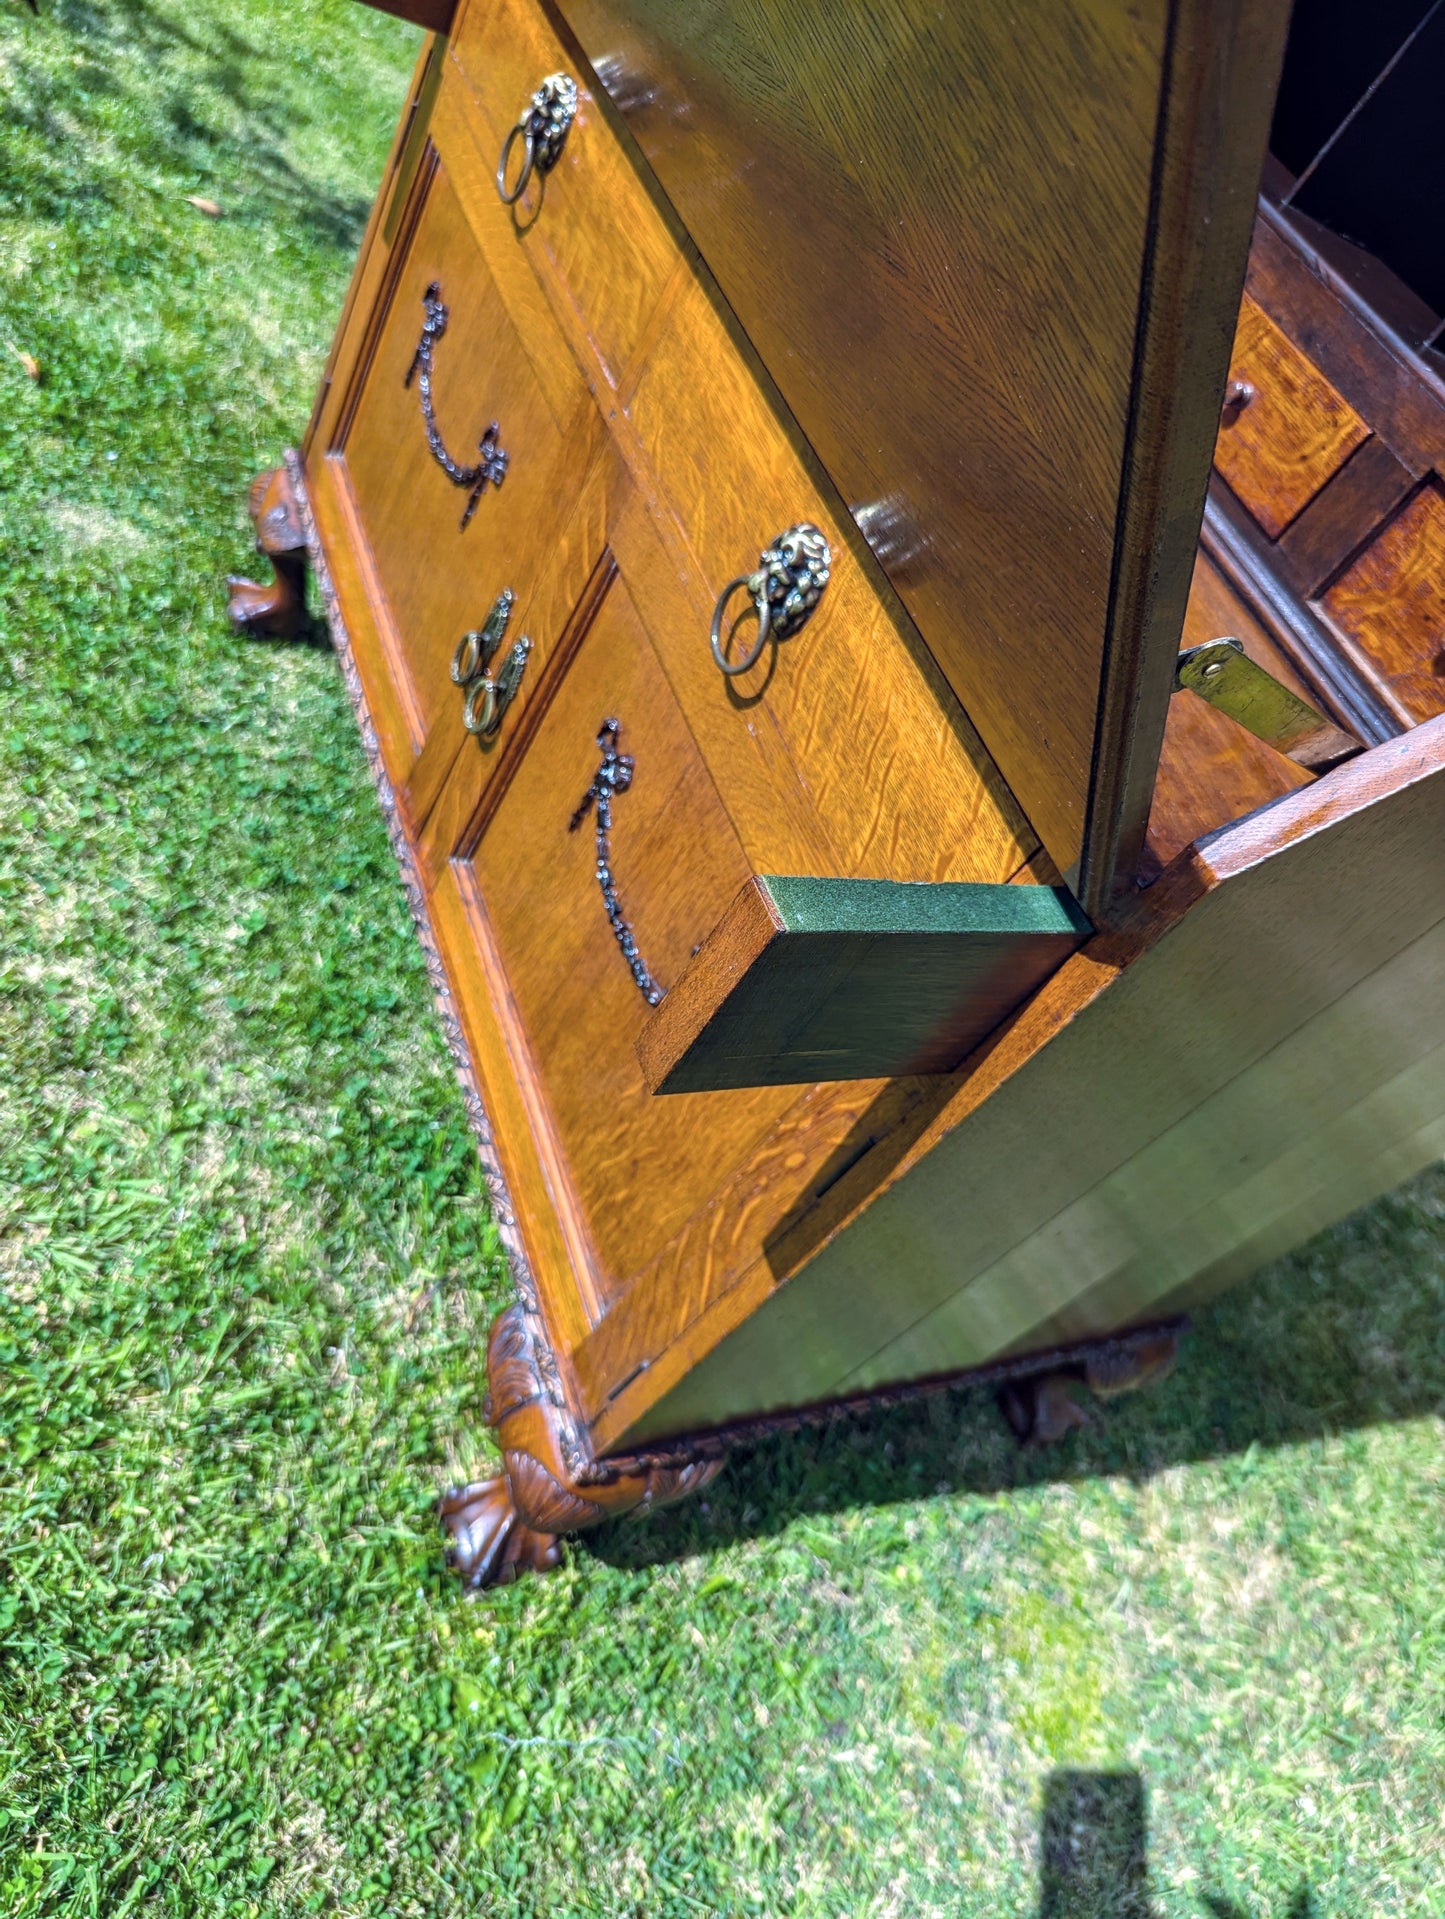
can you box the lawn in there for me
[1,1,1442,1913]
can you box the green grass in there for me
[0,2,1442,1912]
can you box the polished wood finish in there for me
[1198,482,1401,746]
[448,0,677,391]
[1143,551,1314,874]
[417,441,1028,1360]
[1322,483,1445,721]
[1196,205,1445,735]
[1213,295,1371,537]
[1276,434,1415,595]
[1079,0,1297,916]
[618,268,1034,888]
[556,0,1292,909]
[463,529,790,1307]
[263,0,1445,1574]
[639,876,1090,1094]
[227,466,311,639]
[440,1303,720,1589]
[329,145,604,822]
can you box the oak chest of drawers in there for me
[231,0,1445,1584]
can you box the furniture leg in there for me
[440,1304,722,1590]
[1000,1325,1183,1447]
[227,464,312,639]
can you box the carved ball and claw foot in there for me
[999,1324,1183,1447]
[441,1305,722,1590]
[227,463,313,639]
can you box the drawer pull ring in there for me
[404,282,510,529]
[497,72,579,206]
[451,589,531,741]
[709,522,831,677]
[568,719,664,1006]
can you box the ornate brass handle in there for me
[496,73,579,205]
[708,523,831,677]
[568,720,664,1005]
[451,590,531,742]
[404,283,509,529]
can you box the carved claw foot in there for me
[999,1323,1184,1447]
[439,1477,562,1589]
[227,463,312,639]
[440,1304,723,1591]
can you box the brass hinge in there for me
[1174,638,1363,773]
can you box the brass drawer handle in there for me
[568,719,664,1006]
[405,282,509,529]
[451,590,531,742]
[497,72,578,206]
[708,523,831,677]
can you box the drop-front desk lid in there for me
[553,0,1294,919]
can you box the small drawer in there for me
[330,143,604,815]
[1213,294,1370,539]
[449,0,676,389]
[438,497,800,1310]
[1321,481,1445,725]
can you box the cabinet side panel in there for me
[610,719,1445,1445]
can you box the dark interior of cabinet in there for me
[1269,0,1445,360]
[1140,0,1445,882]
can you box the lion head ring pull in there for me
[496,73,579,205]
[708,523,832,677]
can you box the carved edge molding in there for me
[281,452,604,1493]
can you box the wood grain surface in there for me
[305,34,440,461]
[448,0,677,389]
[1143,550,1314,872]
[555,0,1289,908]
[1213,294,1371,538]
[1276,435,1415,596]
[619,269,1035,889]
[1322,483,1445,723]
[464,528,799,1305]
[332,149,602,817]
[296,4,1445,1453]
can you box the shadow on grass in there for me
[1040,1771,1151,1918]
[1036,1770,1315,1918]
[587,1166,1445,1570]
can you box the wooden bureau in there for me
[231,0,1445,1585]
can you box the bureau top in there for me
[549,0,1293,912]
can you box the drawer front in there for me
[620,273,1035,889]
[441,516,799,1307]
[332,144,604,810]
[1321,481,1445,724]
[449,0,676,389]
[1213,295,1371,539]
